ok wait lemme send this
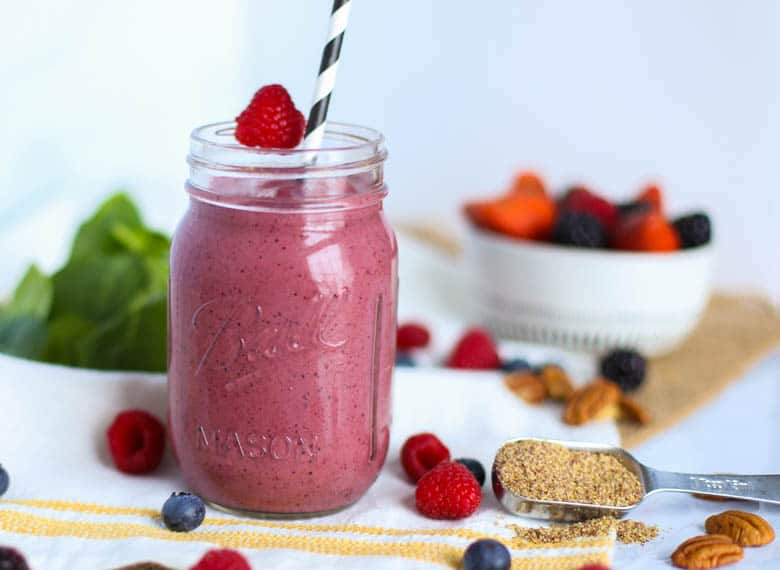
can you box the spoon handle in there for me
[643,467,780,504]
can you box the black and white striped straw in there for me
[302,0,352,150]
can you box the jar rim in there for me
[189,121,387,174]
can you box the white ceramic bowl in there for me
[464,228,715,356]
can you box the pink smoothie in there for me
[168,177,397,515]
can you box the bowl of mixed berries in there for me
[463,172,714,355]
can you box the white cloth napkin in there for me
[0,352,617,570]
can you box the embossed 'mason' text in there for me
[197,426,319,461]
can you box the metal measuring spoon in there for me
[492,437,780,522]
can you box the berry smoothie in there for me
[168,123,396,515]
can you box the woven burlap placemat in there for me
[396,223,780,448]
[620,294,780,448]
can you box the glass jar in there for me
[168,122,397,517]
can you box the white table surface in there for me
[2,199,780,568]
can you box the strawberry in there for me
[612,211,680,252]
[464,190,557,241]
[510,171,546,196]
[446,328,501,370]
[637,184,663,213]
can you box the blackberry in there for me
[162,492,206,532]
[673,212,711,248]
[0,547,29,570]
[455,458,486,487]
[552,211,606,248]
[616,200,652,218]
[600,349,647,392]
[463,539,511,570]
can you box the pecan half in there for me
[538,364,574,401]
[505,371,547,404]
[562,379,621,425]
[705,510,775,547]
[618,395,652,425]
[671,534,744,569]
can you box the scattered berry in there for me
[415,461,482,519]
[107,409,166,475]
[612,211,680,252]
[501,358,531,373]
[552,211,607,248]
[637,184,664,212]
[397,323,431,350]
[401,433,450,482]
[455,458,486,487]
[561,186,618,232]
[446,328,501,370]
[600,349,647,392]
[578,565,611,570]
[0,465,8,497]
[395,353,416,367]
[673,212,711,249]
[463,539,511,570]
[235,84,305,149]
[190,549,251,570]
[162,492,206,532]
[0,547,30,570]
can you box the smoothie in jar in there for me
[168,122,397,516]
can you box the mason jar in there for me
[168,122,397,517]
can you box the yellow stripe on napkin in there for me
[0,501,612,569]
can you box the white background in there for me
[1,1,779,298]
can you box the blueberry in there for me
[0,465,9,497]
[501,358,530,373]
[455,458,486,487]
[395,352,415,367]
[463,539,511,570]
[162,492,205,532]
[600,348,647,392]
[0,547,30,570]
[673,212,711,248]
[552,211,607,248]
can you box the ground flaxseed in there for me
[494,440,643,507]
[509,517,659,545]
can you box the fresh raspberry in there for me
[612,211,680,252]
[561,186,618,232]
[107,409,166,474]
[397,323,431,350]
[235,84,306,149]
[578,565,611,570]
[0,547,30,570]
[637,184,664,213]
[401,433,451,482]
[446,328,501,370]
[415,461,482,519]
[191,549,251,570]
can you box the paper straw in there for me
[302,0,352,151]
